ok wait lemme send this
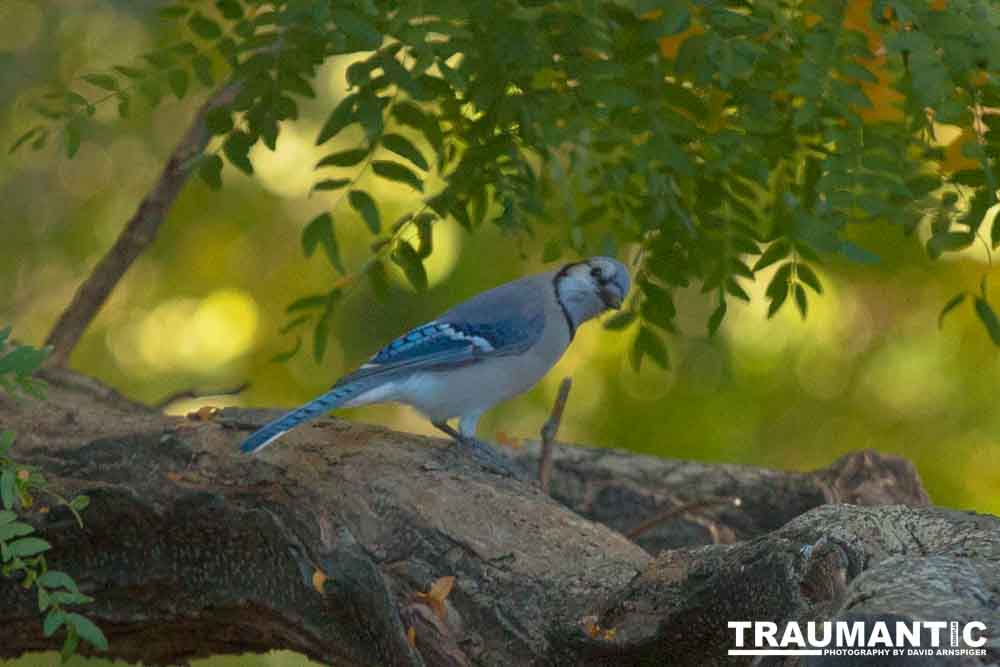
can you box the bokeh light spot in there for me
[386,217,463,290]
[112,289,259,374]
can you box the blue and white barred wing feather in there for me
[239,306,545,454]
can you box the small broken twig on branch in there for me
[539,377,572,494]
[625,495,742,541]
[152,381,251,411]
[43,81,243,368]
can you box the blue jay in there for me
[240,256,631,454]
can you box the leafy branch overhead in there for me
[15,0,1000,365]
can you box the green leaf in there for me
[0,520,34,541]
[286,294,328,313]
[52,590,94,605]
[189,13,222,39]
[316,94,357,145]
[312,178,350,193]
[69,495,89,513]
[113,65,145,79]
[348,190,380,234]
[193,54,214,87]
[975,297,1000,345]
[9,126,44,154]
[43,610,66,638]
[332,7,382,49]
[316,148,369,168]
[167,69,190,99]
[0,469,14,510]
[372,160,422,191]
[66,613,108,651]
[0,429,12,457]
[81,74,118,91]
[414,214,434,258]
[216,0,243,20]
[223,131,255,174]
[794,284,808,319]
[9,537,51,557]
[38,570,81,593]
[64,119,81,159]
[766,273,790,318]
[926,231,972,260]
[313,307,333,363]
[640,282,676,329]
[301,213,344,273]
[0,343,49,375]
[796,264,823,294]
[604,310,637,330]
[198,154,223,190]
[631,325,669,371]
[938,292,966,329]
[707,299,727,336]
[392,241,428,290]
[270,336,301,363]
[205,106,233,134]
[753,241,789,272]
[839,61,878,83]
[725,278,750,302]
[381,134,428,171]
[205,106,233,135]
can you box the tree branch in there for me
[0,371,949,666]
[43,82,242,367]
[539,377,572,493]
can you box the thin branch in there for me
[625,495,742,541]
[43,81,243,367]
[539,377,572,494]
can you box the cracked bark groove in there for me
[2,369,996,666]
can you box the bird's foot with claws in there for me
[432,422,522,478]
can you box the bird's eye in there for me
[590,266,602,279]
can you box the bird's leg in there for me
[431,420,522,479]
[432,420,464,442]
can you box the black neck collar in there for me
[553,263,579,340]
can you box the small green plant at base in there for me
[0,326,107,661]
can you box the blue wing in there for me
[355,315,544,376]
[241,315,544,454]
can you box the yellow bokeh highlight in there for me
[251,123,323,199]
[107,289,259,374]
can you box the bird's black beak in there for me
[599,286,624,309]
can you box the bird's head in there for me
[555,256,631,330]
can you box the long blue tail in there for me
[240,383,363,454]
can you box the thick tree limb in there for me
[43,82,241,367]
[1,371,977,666]
[508,440,930,554]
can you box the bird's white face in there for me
[555,257,632,329]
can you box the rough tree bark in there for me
[0,369,994,666]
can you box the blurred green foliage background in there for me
[3,0,1000,664]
